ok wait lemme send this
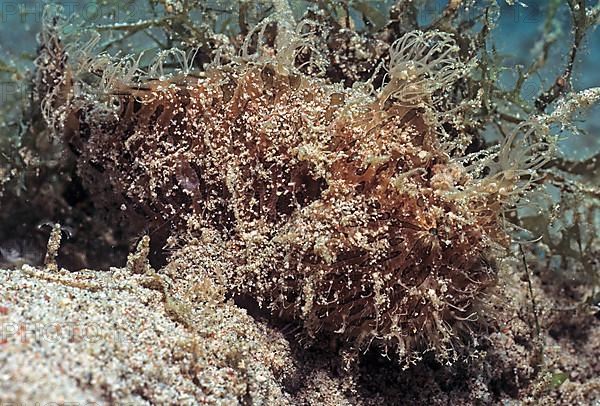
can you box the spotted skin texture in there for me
[38,34,509,361]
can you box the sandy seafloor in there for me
[0,264,295,404]
[0,260,598,405]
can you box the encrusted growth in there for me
[34,5,558,363]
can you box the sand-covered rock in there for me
[0,265,293,405]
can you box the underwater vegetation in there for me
[1,0,599,374]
